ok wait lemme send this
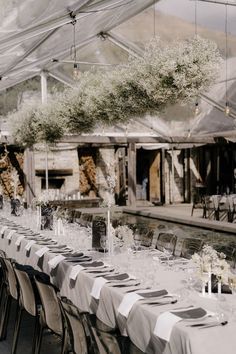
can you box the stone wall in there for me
[34,143,80,197]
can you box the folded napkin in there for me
[154,307,207,342]
[15,235,25,247]
[7,230,16,240]
[104,273,130,282]
[90,277,108,299]
[137,289,168,298]
[25,240,36,251]
[66,255,92,262]
[171,307,207,320]
[0,226,8,236]
[69,252,84,257]
[35,247,50,258]
[118,293,143,318]
[81,261,104,268]
[48,254,65,270]
[69,264,84,280]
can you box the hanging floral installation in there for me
[10,36,222,146]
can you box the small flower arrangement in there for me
[115,225,134,243]
[54,206,70,221]
[31,192,49,208]
[192,245,230,283]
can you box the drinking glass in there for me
[163,243,172,267]
[100,236,108,259]
[133,233,141,251]
[228,274,236,320]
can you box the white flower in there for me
[192,244,229,282]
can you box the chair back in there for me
[2,258,18,300]
[14,268,37,316]
[61,299,88,354]
[35,276,63,336]
[83,313,121,354]
[180,238,204,259]
[156,232,177,254]
[141,229,154,247]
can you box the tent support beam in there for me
[0,29,58,79]
[200,94,236,119]
[2,36,95,79]
[47,70,75,88]
[105,32,144,58]
[193,0,236,6]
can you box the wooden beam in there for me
[59,135,213,145]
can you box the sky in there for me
[156,0,236,35]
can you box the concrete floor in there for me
[123,203,236,234]
[0,300,62,354]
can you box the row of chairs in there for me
[0,250,142,354]
[192,195,236,222]
[155,231,236,267]
[155,232,204,259]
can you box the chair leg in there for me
[0,294,12,340]
[191,205,194,217]
[61,328,69,354]
[34,324,44,354]
[11,307,23,354]
[32,317,40,354]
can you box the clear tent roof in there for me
[1,0,236,142]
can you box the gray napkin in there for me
[81,261,104,268]
[171,307,206,319]
[137,289,168,298]
[104,273,129,281]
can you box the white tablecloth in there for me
[0,219,236,354]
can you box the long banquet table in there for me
[0,218,236,354]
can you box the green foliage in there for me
[9,37,222,146]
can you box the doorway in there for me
[136,148,162,203]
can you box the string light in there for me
[73,63,80,80]
[71,19,80,80]
[194,101,200,116]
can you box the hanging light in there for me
[225,101,230,116]
[193,1,200,116]
[73,62,80,80]
[225,4,230,116]
[194,101,200,116]
[71,18,80,80]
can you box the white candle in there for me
[208,272,212,297]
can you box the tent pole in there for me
[41,71,49,195]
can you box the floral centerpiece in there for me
[31,192,54,230]
[192,245,230,295]
[31,192,49,208]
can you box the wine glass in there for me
[186,267,196,291]
[228,274,236,320]
[200,271,210,297]
[100,236,108,259]
[133,233,141,251]
[163,243,172,267]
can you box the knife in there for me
[198,321,228,329]
[148,299,177,306]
